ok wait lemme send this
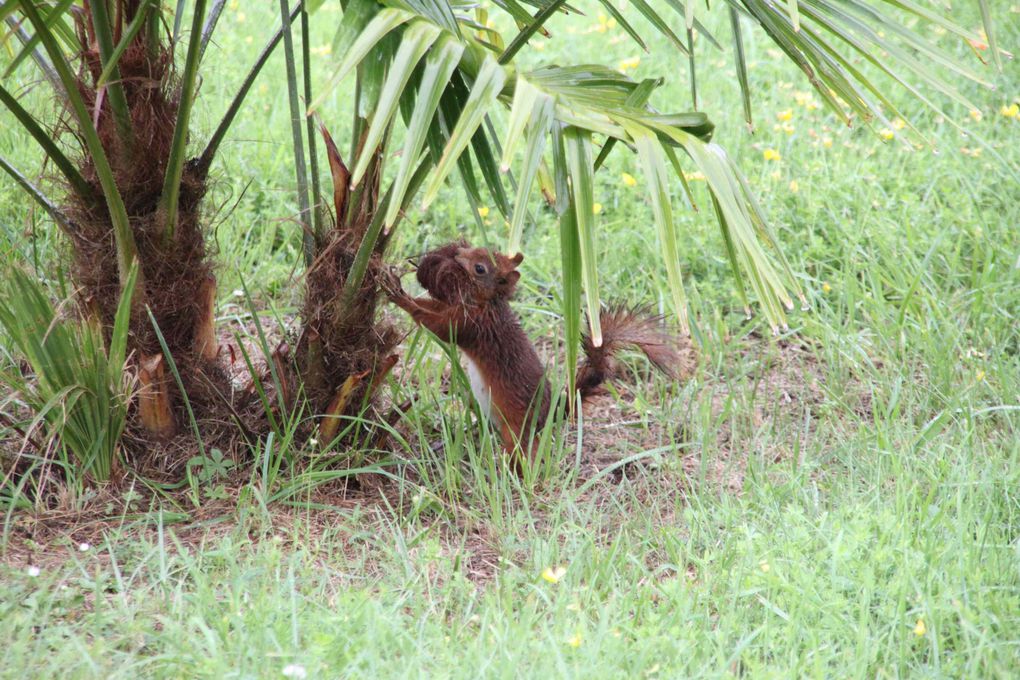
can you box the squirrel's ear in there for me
[510,253,524,268]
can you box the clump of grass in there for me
[0,264,137,487]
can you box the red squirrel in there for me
[383,242,682,463]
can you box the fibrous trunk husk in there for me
[61,3,243,467]
[295,126,399,441]
[137,353,175,439]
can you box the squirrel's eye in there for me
[474,263,487,275]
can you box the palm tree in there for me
[1,1,308,464]
[293,0,998,417]
[1,0,998,473]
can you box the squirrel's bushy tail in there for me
[574,306,685,402]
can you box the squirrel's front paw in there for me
[378,266,406,301]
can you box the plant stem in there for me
[17,2,138,290]
[88,0,136,148]
[160,0,209,243]
[301,5,324,246]
[279,0,314,266]
[196,3,301,175]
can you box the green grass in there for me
[2,1,1019,677]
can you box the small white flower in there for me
[232,289,244,298]
[282,664,307,679]
[26,565,40,577]
[308,437,318,446]
[78,542,90,552]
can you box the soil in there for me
[1,332,869,585]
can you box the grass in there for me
[2,1,1019,677]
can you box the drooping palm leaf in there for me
[309,0,997,334]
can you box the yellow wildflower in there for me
[477,206,490,218]
[822,282,832,293]
[759,560,770,573]
[618,56,641,71]
[593,202,603,215]
[976,369,985,381]
[541,566,567,584]
[567,633,583,648]
[777,109,793,122]
[822,137,833,149]
[237,11,246,22]
[969,109,983,122]
[1001,103,1019,118]
[607,18,617,29]
[621,172,638,187]
[880,128,895,141]
[782,123,795,135]
[789,180,799,193]
[892,118,906,130]
[763,148,781,161]
[914,618,926,636]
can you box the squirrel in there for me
[383,241,683,465]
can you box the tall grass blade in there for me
[147,307,206,458]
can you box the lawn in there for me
[1,2,1019,677]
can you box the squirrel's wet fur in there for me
[386,242,683,465]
